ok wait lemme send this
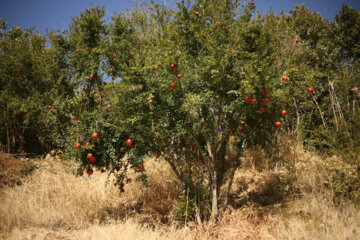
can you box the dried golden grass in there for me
[192,192,360,240]
[0,156,181,235]
[260,195,360,240]
[193,209,261,240]
[69,219,192,240]
[219,143,360,240]
[227,167,285,207]
[224,144,360,240]
[0,154,34,188]
[230,142,337,208]
[122,157,181,225]
[4,219,192,240]
[242,147,267,171]
[0,165,122,231]
[1,144,360,240]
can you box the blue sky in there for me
[1,0,360,33]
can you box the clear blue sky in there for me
[1,0,360,34]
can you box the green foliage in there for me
[0,25,74,154]
[175,190,196,221]
[175,184,209,221]
[335,4,360,60]
[66,110,148,187]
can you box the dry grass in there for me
[220,143,360,240]
[68,220,192,240]
[0,155,182,238]
[191,193,360,240]
[226,167,285,207]
[1,144,360,240]
[193,210,262,240]
[258,148,360,240]
[0,154,34,188]
[260,195,360,240]
[4,220,192,240]
[0,167,122,231]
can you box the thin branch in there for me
[292,98,300,135]
[312,94,326,127]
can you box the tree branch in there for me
[164,155,184,184]
[216,112,242,155]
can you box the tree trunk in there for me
[223,139,246,209]
[195,205,202,225]
[164,156,184,184]
[211,169,218,217]
[223,166,236,208]
[19,134,24,153]
[195,185,202,225]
